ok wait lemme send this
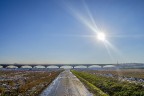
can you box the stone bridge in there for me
[0,63,143,68]
[0,64,118,68]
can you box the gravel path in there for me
[40,70,93,96]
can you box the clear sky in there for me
[0,0,144,64]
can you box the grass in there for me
[71,70,144,96]
[0,70,63,96]
[71,70,108,96]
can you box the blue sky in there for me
[0,0,144,64]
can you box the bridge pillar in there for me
[31,65,35,68]
[86,65,89,68]
[101,66,104,68]
[58,66,61,68]
[72,66,74,69]
[2,65,9,68]
[43,66,47,68]
[15,65,22,68]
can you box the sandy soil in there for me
[40,70,93,96]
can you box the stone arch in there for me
[74,65,87,68]
[89,65,101,68]
[60,66,73,69]
[47,66,59,68]
[21,66,33,68]
[104,65,116,68]
[7,65,18,68]
[33,65,46,68]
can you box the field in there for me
[71,69,144,96]
[1,68,144,96]
[86,69,144,79]
[0,69,62,96]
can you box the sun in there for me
[97,32,106,41]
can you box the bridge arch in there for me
[21,66,32,68]
[6,65,18,68]
[74,65,87,68]
[47,66,59,68]
[89,65,101,68]
[104,65,116,68]
[60,66,73,69]
[33,65,46,68]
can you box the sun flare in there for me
[97,32,106,41]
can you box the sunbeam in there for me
[82,0,99,30]
[63,0,123,62]
[103,41,115,61]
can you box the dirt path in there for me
[40,70,93,96]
